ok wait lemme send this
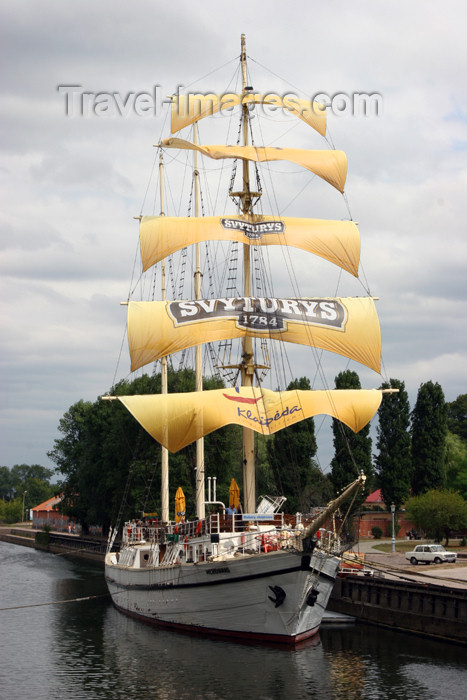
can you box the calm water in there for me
[0,542,465,700]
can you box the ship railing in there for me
[121,518,208,546]
[203,513,311,557]
[207,512,287,535]
[122,522,146,544]
[121,514,309,550]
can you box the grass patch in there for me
[372,540,464,554]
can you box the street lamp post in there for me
[22,490,27,523]
[391,503,396,553]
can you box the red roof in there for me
[365,489,383,504]
[31,495,62,512]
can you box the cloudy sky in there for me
[1,0,466,474]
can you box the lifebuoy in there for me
[260,532,280,552]
[196,519,202,534]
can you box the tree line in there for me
[331,374,467,542]
[2,370,466,535]
[0,464,58,524]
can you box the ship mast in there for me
[159,150,169,524]
[238,34,256,514]
[193,126,205,519]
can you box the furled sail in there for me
[127,296,381,373]
[170,93,326,136]
[118,387,383,453]
[161,138,347,193]
[139,215,360,276]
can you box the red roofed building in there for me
[31,495,80,533]
[365,488,385,510]
[355,489,415,538]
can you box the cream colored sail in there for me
[139,215,360,276]
[161,138,347,193]
[127,296,381,373]
[170,93,326,136]
[118,387,383,453]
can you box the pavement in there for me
[347,539,467,590]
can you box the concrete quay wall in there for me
[0,527,112,564]
[0,528,36,548]
[329,573,466,645]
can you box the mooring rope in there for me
[0,592,111,612]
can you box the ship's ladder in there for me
[161,543,180,566]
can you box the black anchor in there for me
[268,585,286,608]
[305,588,319,607]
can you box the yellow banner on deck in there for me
[161,138,347,193]
[118,388,383,453]
[139,216,360,276]
[127,296,381,373]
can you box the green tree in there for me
[0,466,15,500]
[48,397,118,531]
[48,370,241,531]
[0,464,56,514]
[266,377,328,512]
[446,393,467,442]
[255,435,276,498]
[375,379,412,509]
[411,381,447,495]
[330,370,373,502]
[445,431,467,500]
[0,497,22,524]
[10,464,54,488]
[50,376,180,531]
[405,489,467,546]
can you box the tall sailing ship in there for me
[104,36,385,644]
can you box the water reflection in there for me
[99,607,334,700]
[320,625,466,700]
[1,542,466,700]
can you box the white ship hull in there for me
[105,544,339,644]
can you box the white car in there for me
[405,544,457,565]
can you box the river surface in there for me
[0,541,465,700]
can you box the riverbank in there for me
[326,538,467,645]
[0,525,111,564]
[329,570,466,645]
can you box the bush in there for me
[0,498,22,524]
[371,526,383,539]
